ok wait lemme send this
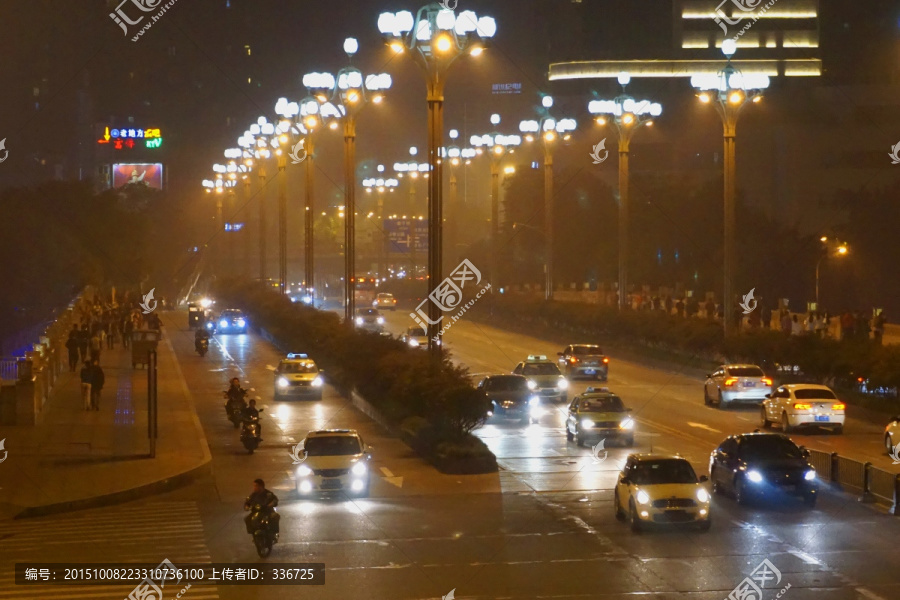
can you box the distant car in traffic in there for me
[557,344,609,380]
[372,293,397,311]
[614,454,711,532]
[703,364,773,408]
[294,429,372,497]
[211,309,248,334]
[274,353,324,400]
[353,308,385,333]
[565,388,634,447]
[761,384,845,434]
[513,355,568,403]
[709,432,818,507]
[478,374,540,424]
[885,416,900,459]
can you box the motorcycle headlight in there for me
[529,396,540,406]
[237,318,246,327]
[219,320,228,328]
[311,376,323,387]
[355,317,364,325]
[376,317,385,324]
[296,465,313,477]
[557,378,569,390]
[581,418,595,428]
[526,380,537,390]
[351,462,367,476]
[697,488,710,503]
[747,470,764,484]
[408,338,420,347]
[619,418,635,430]
[636,490,651,505]
[277,377,289,388]
[804,470,816,481]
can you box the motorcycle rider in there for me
[194,327,210,353]
[243,478,279,541]
[225,377,247,417]
[242,398,262,440]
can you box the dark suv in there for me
[478,375,539,424]
[709,432,818,507]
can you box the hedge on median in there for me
[212,279,498,473]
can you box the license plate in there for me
[584,369,596,375]
[321,479,342,489]
[743,382,755,387]
[815,415,829,422]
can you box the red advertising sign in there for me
[112,163,164,189]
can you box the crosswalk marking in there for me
[0,502,219,599]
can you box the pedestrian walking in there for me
[805,311,817,335]
[123,318,134,349]
[791,314,803,336]
[79,361,93,410]
[89,331,102,362]
[90,359,105,410]
[65,327,80,372]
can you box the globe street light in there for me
[378,4,496,357]
[589,73,662,311]
[520,95,577,301]
[320,39,391,324]
[238,118,278,282]
[692,40,769,335]
[470,114,520,298]
[224,148,252,275]
[274,99,302,296]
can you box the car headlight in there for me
[529,396,540,406]
[219,320,228,328]
[619,418,635,430]
[747,470,764,483]
[697,488,710,503]
[557,378,569,391]
[206,322,214,329]
[408,338,420,347]
[376,317,385,324]
[311,376,323,387]
[237,318,246,327]
[581,418,594,428]
[526,380,537,390]
[351,462,367,476]
[296,465,313,477]
[636,490,651,505]
[804,470,816,481]
[277,377,289,388]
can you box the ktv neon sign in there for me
[97,126,164,149]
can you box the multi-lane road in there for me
[4,308,899,600]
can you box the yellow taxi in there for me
[274,353,324,400]
[565,388,634,447]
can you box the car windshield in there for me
[280,362,316,374]
[223,311,242,317]
[304,436,362,456]
[630,460,697,485]
[728,366,764,377]
[407,327,426,337]
[580,396,625,412]
[522,364,559,376]
[572,346,601,355]
[740,436,802,460]
[357,309,378,316]
[486,377,528,391]
[793,388,837,400]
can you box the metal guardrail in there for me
[808,449,900,514]
[0,358,19,381]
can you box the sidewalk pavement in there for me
[0,312,211,520]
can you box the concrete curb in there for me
[350,390,399,436]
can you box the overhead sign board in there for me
[112,163,164,189]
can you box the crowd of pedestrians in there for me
[63,292,164,411]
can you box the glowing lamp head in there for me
[699,92,711,103]
[435,35,452,52]
[622,113,634,125]
[344,37,359,56]
[729,91,744,104]
[470,46,484,56]
[390,42,404,53]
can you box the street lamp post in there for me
[363,173,399,280]
[520,96,576,301]
[379,5,496,358]
[692,40,769,335]
[239,119,277,282]
[589,74,661,311]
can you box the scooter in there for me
[245,503,276,558]
[240,408,264,453]
[224,390,247,429]
[196,337,209,357]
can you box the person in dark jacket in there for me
[65,328,80,372]
[243,479,280,539]
[80,361,93,410]
[123,318,134,349]
[90,359,105,411]
[78,324,90,362]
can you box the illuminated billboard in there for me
[112,163,164,189]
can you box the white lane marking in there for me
[265,364,276,371]
[857,588,888,600]
[686,421,722,433]
[380,467,404,488]
[789,550,823,565]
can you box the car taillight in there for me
[793,403,812,410]
[832,403,845,410]
[569,357,578,364]
[761,377,773,386]
[724,377,738,387]
[602,357,609,364]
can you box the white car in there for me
[761,384,845,434]
[294,429,373,497]
[703,364,773,408]
[373,293,397,311]
[886,416,900,459]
